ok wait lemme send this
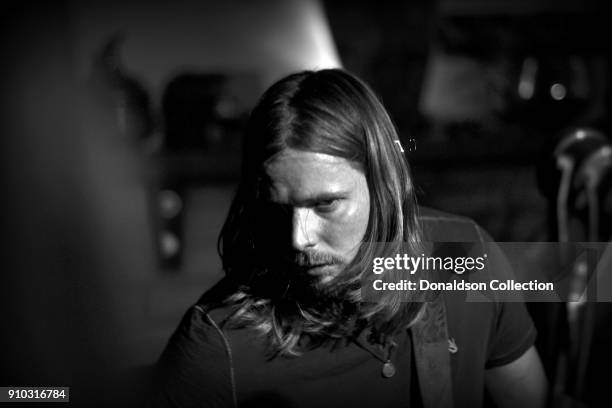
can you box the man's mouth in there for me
[299,264,337,280]
[304,263,331,270]
[291,262,327,269]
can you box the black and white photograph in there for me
[1,1,611,407]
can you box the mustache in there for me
[286,251,346,267]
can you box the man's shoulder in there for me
[191,278,238,320]
[164,279,238,345]
[417,206,487,243]
[152,292,237,406]
[169,302,229,343]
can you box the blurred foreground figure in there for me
[150,69,547,408]
[1,4,155,406]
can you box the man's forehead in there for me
[262,149,364,202]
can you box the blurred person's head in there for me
[218,69,424,355]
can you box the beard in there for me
[235,247,365,345]
[249,248,359,307]
[283,249,353,299]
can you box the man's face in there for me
[261,149,370,284]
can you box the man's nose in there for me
[291,208,316,251]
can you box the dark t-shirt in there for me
[149,209,536,408]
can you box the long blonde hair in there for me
[217,69,427,357]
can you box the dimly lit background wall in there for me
[66,0,344,368]
[2,0,611,406]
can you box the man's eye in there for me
[315,199,339,212]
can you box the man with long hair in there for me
[150,69,547,407]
